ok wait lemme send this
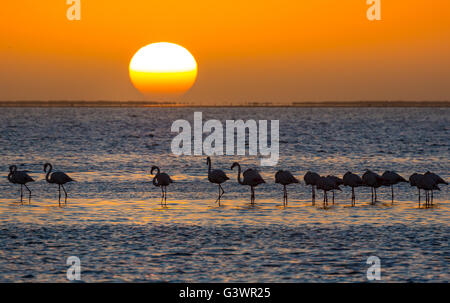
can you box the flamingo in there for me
[275,170,299,205]
[381,171,408,204]
[44,163,74,205]
[343,171,363,206]
[424,171,448,205]
[206,157,229,205]
[409,173,423,207]
[151,166,173,206]
[304,171,320,205]
[326,175,343,204]
[416,174,440,207]
[231,162,265,205]
[362,170,383,205]
[316,176,341,207]
[8,165,34,203]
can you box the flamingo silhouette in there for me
[424,171,447,205]
[316,176,341,207]
[275,170,299,205]
[44,163,74,206]
[8,165,34,204]
[151,166,173,206]
[343,172,363,206]
[362,170,384,205]
[206,157,229,205]
[231,162,265,205]
[381,171,408,204]
[416,174,440,207]
[304,171,320,205]
[326,175,343,204]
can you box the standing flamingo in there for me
[326,175,343,204]
[424,171,447,205]
[206,157,229,205]
[275,170,299,205]
[231,162,265,205]
[304,171,320,205]
[316,176,341,207]
[343,172,363,206]
[381,171,408,204]
[44,163,74,205]
[8,165,34,203]
[362,170,384,205]
[417,174,440,207]
[151,166,173,206]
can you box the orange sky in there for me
[1,0,450,104]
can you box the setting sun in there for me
[129,42,197,100]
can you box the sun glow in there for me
[129,42,197,99]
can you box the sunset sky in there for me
[1,1,450,104]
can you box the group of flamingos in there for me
[7,157,448,208]
[8,163,73,206]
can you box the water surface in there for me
[0,107,448,282]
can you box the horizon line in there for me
[0,100,449,108]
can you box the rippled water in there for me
[0,107,448,282]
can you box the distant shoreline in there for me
[0,101,449,108]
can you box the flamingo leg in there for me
[391,185,394,204]
[58,185,61,206]
[164,186,167,205]
[332,191,335,205]
[160,187,164,205]
[312,186,315,205]
[374,188,378,202]
[431,190,434,206]
[351,187,355,206]
[161,186,167,205]
[24,184,32,204]
[285,186,288,205]
[215,185,220,204]
[20,185,23,204]
[61,184,68,204]
[250,186,255,205]
[220,184,225,201]
[284,186,287,205]
[215,184,222,205]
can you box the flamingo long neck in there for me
[236,164,244,185]
[153,175,159,186]
[152,166,160,186]
[45,164,53,183]
[8,166,16,182]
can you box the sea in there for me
[0,107,448,282]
